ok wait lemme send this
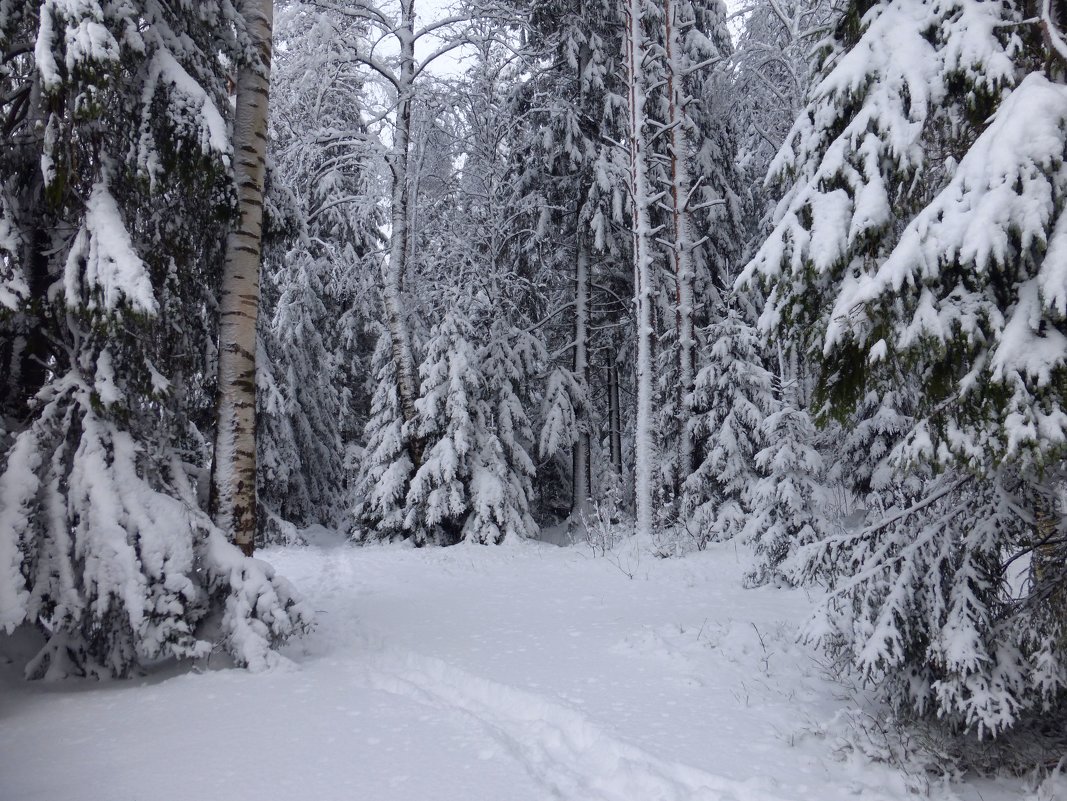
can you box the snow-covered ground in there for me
[0,534,1052,801]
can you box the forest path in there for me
[0,535,1024,801]
[358,645,797,801]
[270,536,997,801]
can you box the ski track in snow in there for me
[360,648,791,801]
[0,536,1041,801]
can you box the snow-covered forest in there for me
[1,0,1066,797]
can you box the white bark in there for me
[211,0,273,555]
[382,0,422,464]
[626,0,656,538]
[340,0,471,469]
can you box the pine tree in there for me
[625,0,659,540]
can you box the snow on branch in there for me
[143,48,230,158]
[63,181,157,314]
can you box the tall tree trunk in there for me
[1031,488,1066,640]
[572,223,592,516]
[608,355,623,475]
[663,0,697,487]
[211,0,273,556]
[626,0,655,538]
[381,0,423,468]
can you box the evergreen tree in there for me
[731,0,837,247]
[539,368,583,469]
[646,0,744,520]
[258,246,346,535]
[352,328,414,542]
[742,0,1018,387]
[797,468,1063,737]
[464,324,542,544]
[0,0,307,677]
[743,402,823,587]
[402,313,493,544]
[258,1,383,539]
[682,308,774,547]
[520,0,631,519]
[822,384,919,521]
[744,0,1067,731]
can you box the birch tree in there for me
[211,0,274,556]
[303,0,481,469]
[380,0,423,454]
[0,0,306,678]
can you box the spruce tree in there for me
[520,0,630,519]
[403,313,483,544]
[683,309,774,547]
[475,323,542,543]
[0,0,307,677]
[352,329,414,542]
[744,0,1067,731]
[646,0,743,520]
[743,402,823,587]
[258,2,383,539]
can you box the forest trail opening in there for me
[0,537,1026,801]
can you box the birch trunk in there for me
[663,0,697,483]
[210,0,273,556]
[626,0,656,538]
[382,0,422,466]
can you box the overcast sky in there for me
[412,0,748,77]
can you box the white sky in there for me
[413,0,476,77]
[413,0,750,77]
